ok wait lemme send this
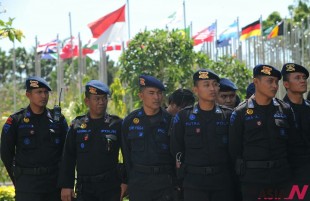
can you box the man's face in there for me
[283,72,307,94]
[85,94,108,118]
[254,76,279,99]
[26,88,49,108]
[217,90,237,108]
[139,87,163,111]
[194,79,219,102]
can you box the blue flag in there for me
[219,21,238,41]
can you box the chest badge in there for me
[133,118,139,124]
[80,123,87,129]
[23,117,30,123]
[257,121,262,126]
[246,109,253,115]
[196,128,201,134]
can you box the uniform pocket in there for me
[275,119,289,140]
[19,131,37,149]
[184,127,202,148]
[154,128,170,153]
[128,131,145,152]
[76,133,90,153]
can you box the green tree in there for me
[119,29,196,108]
[0,18,24,42]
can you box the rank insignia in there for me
[139,78,145,86]
[198,71,209,79]
[246,109,253,115]
[23,117,30,123]
[133,118,139,124]
[88,87,97,94]
[285,64,295,72]
[261,66,272,75]
[80,123,87,129]
[29,80,39,88]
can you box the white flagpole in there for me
[34,36,41,76]
[183,0,186,31]
[12,42,17,112]
[127,0,131,39]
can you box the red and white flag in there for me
[88,4,126,45]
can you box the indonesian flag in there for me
[88,4,126,45]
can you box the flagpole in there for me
[215,20,218,61]
[78,32,83,97]
[69,12,74,76]
[127,0,131,39]
[13,42,17,112]
[183,0,186,31]
[34,36,41,76]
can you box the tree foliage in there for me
[0,18,24,42]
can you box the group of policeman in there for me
[0,62,309,201]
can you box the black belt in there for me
[78,171,113,182]
[15,165,58,175]
[133,164,173,174]
[186,165,221,175]
[245,159,287,169]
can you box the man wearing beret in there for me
[216,78,239,109]
[122,75,175,201]
[281,63,310,200]
[229,64,295,201]
[1,76,68,201]
[170,69,234,201]
[59,80,125,201]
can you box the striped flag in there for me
[240,20,261,40]
[267,21,284,39]
[192,23,216,46]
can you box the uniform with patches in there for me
[0,107,68,194]
[170,104,234,201]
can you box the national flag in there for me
[216,38,231,48]
[82,39,98,55]
[36,39,59,54]
[104,43,122,51]
[88,4,126,45]
[267,21,284,39]
[60,37,79,59]
[164,7,183,28]
[240,20,261,40]
[263,25,274,36]
[192,23,216,46]
[218,21,238,41]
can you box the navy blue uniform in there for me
[122,108,174,201]
[170,104,234,201]
[1,106,68,201]
[58,113,122,201]
[229,97,295,201]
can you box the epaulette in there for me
[305,99,310,107]
[12,108,25,116]
[274,98,290,110]
[124,108,142,121]
[218,104,233,111]
[107,114,123,127]
[71,115,87,129]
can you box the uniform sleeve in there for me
[228,110,244,164]
[58,122,77,188]
[121,118,131,176]
[0,116,17,185]
[170,113,185,162]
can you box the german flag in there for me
[240,20,261,40]
[267,21,284,39]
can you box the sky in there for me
[0,0,294,55]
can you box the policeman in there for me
[216,78,238,108]
[229,64,295,201]
[0,76,68,201]
[245,82,255,99]
[122,75,174,201]
[58,80,124,201]
[166,88,195,116]
[281,63,310,200]
[170,69,234,201]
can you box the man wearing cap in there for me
[216,78,239,109]
[1,76,68,201]
[170,69,234,201]
[166,88,195,116]
[281,63,310,200]
[229,64,295,200]
[122,75,174,201]
[58,80,124,201]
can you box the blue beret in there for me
[219,78,238,91]
[85,80,110,95]
[25,76,51,91]
[193,69,220,82]
[139,75,165,91]
[281,63,309,78]
[253,64,281,80]
[246,82,255,98]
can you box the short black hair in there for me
[168,88,195,108]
